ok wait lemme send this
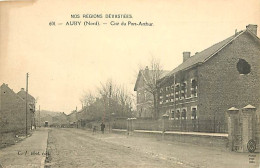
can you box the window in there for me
[171,110,175,119]
[176,110,180,120]
[160,88,163,93]
[171,85,174,89]
[181,82,187,99]
[175,84,180,100]
[191,108,197,120]
[181,109,187,120]
[191,79,198,97]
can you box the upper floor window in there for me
[191,79,198,97]
[160,88,164,93]
[181,82,187,99]
[175,83,180,100]
[171,84,175,90]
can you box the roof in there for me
[134,69,170,91]
[166,31,245,77]
[158,26,260,85]
[17,90,35,101]
[0,83,25,102]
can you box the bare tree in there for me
[80,90,96,108]
[79,79,134,123]
[141,57,165,119]
[98,79,133,117]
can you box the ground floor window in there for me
[181,109,186,120]
[176,110,180,120]
[191,107,197,119]
[171,110,175,119]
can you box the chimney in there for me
[144,66,149,76]
[183,52,191,62]
[246,24,257,36]
[21,88,25,91]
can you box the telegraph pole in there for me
[25,73,29,136]
[109,85,112,133]
[39,105,41,127]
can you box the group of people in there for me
[92,122,106,134]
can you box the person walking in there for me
[100,122,105,134]
[92,125,97,135]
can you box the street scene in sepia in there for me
[1,23,260,167]
[0,128,256,168]
[1,0,260,168]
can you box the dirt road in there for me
[46,128,189,168]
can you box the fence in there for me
[113,118,227,133]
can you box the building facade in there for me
[134,66,169,118]
[0,84,35,134]
[157,24,260,132]
[17,88,36,129]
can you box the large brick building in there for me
[0,84,35,134]
[157,24,260,132]
[134,66,169,118]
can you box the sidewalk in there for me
[98,129,259,168]
[0,128,49,168]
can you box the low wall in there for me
[112,129,229,149]
[0,132,16,148]
[114,118,227,133]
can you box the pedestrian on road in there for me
[101,122,105,134]
[92,125,97,135]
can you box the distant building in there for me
[0,84,34,134]
[67,110,78,127]
[52,112,69,127]
[157,24,260,132]
[17,88,36,129]
[134,66,169,118]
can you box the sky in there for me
[0,0,259,114]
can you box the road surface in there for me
[1,128,257,168]
[46,128,190,168]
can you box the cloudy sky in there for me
[0,0,259,114]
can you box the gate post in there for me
[162,114,169,140]
[126,118,130,135]
[131,118,136,134]
[241,104,256,152]
[227,107,239,151]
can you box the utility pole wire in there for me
[25,73,29,136]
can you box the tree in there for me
[140,57,165,119]
[80,90,96,108]
[98,79,133,119]
[79,79,134,122]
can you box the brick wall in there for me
[198,31,260,132]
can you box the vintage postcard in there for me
[0,0,260,167]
